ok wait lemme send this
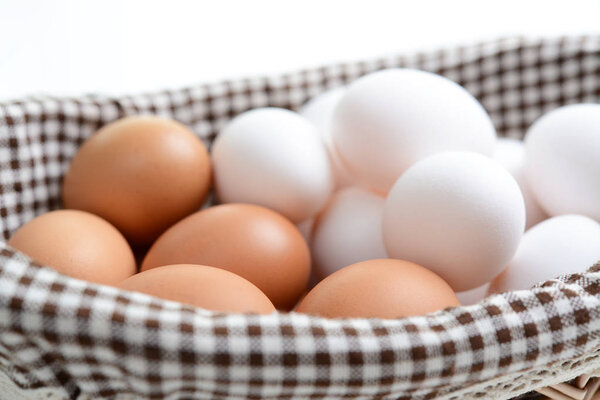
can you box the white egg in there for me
[383,151,525,292]
[493,138,548,229]
[296,219,314,244]
[493,138,525,176]
[332,69,496,193]
[456,283,490,306]
[300,87,355,189]
[489,215,600,294]
[311,187,387,279]
[525,104,600,220]
[300,87,346,136]
[212,108,333,223]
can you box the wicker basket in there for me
[0,35,599,400]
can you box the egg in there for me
[299,87,355,189]
[383,152,525,292]
[141,204,311,310]
[332,69,496,193]
[493,138,547,229]
[212,108,333,223]
[311,187,387,279]
[489,215,600,294]
[300,87,345,136]
[525,104,600,220]
[117,264,275,314]
[296,259,460,319]
[296,219,314,244]
[62,116,212,246]
[456,283,490,306]
[8,210,136,285]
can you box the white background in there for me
[1,0,599,101]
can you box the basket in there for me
[0,35,599,400]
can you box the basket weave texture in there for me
[0,35,599,400]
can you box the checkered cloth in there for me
[0,35,599,399]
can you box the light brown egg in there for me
[62,116,212,246]
[8,210,136,285]
[141,204,311,310]
[296,259,460,319]
[117,264,276,314]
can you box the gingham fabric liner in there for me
[0,35,598,399]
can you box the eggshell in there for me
[299,88,355,189]
[8,210,136,285]
[311,187,387,279]
[493,138,547,229]
[332,69,496,192]
[63,116,212,245]
[212,108,333,223]
[489,215,600,294]
[142,204,311,310]
[117,264,275,314]
[296,259,460,319]
[296,219,314,244]
[525,104,600,220]
[456,283,490,306]
[383,151,525,292]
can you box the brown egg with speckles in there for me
[141,204,311,310]
[117,264,276,314]
[8,210,136,285]
[296,259,460,319]
[62,116,211,246]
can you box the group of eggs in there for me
[7,68,600,319]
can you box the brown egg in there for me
[117,264,275,314]
[296,259,460,319]
[8,210,136,285]
[142,204,311,310]
[62,116,212,245]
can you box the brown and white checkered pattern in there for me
[0,35,599,399]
